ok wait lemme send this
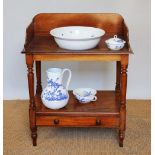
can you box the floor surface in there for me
[4,100,150,155]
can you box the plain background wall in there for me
[3,0,151,99]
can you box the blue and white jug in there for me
[41,68,71,110]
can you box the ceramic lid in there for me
[105,35,126,45]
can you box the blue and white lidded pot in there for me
[105,35,126,50]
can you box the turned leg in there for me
[115,61,121,93]
[35,61,42,95]
[26,55,37,146]
[119,56,128,147]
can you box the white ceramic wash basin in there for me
[50,26,105,50]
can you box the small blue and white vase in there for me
[41,68,71,110]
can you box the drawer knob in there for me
[53,119,59,125]
[96,119,101,125]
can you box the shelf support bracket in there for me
[115,61,121,93]
[35,61,42,95]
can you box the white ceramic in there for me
[73,88,97,103]
[41,68,71,109]
[50,26,105,50]
[105,35,126,50]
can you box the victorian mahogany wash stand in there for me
[21,13,133,147]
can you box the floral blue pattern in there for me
[83,91,92,97]
[114,38,123,43]
[43,78,68,101]
[76,96,87,103]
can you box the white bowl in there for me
[50,26,105,50]
[105,35,126,50]
[73,88,97,103]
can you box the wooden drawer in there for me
[36,116,119,128]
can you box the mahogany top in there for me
[22,13,133,55]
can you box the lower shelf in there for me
[35,91,120,127]
[35,91,120,117]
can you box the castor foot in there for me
[32,139,37,146]
[119,130,124,147]
[31,127,37,146]
[119,141,123,147]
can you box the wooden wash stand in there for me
[21,13,133,147]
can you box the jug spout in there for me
[46,68,62,79]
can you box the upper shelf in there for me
[22,13,133,55]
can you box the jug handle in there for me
[62,69,72,90]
